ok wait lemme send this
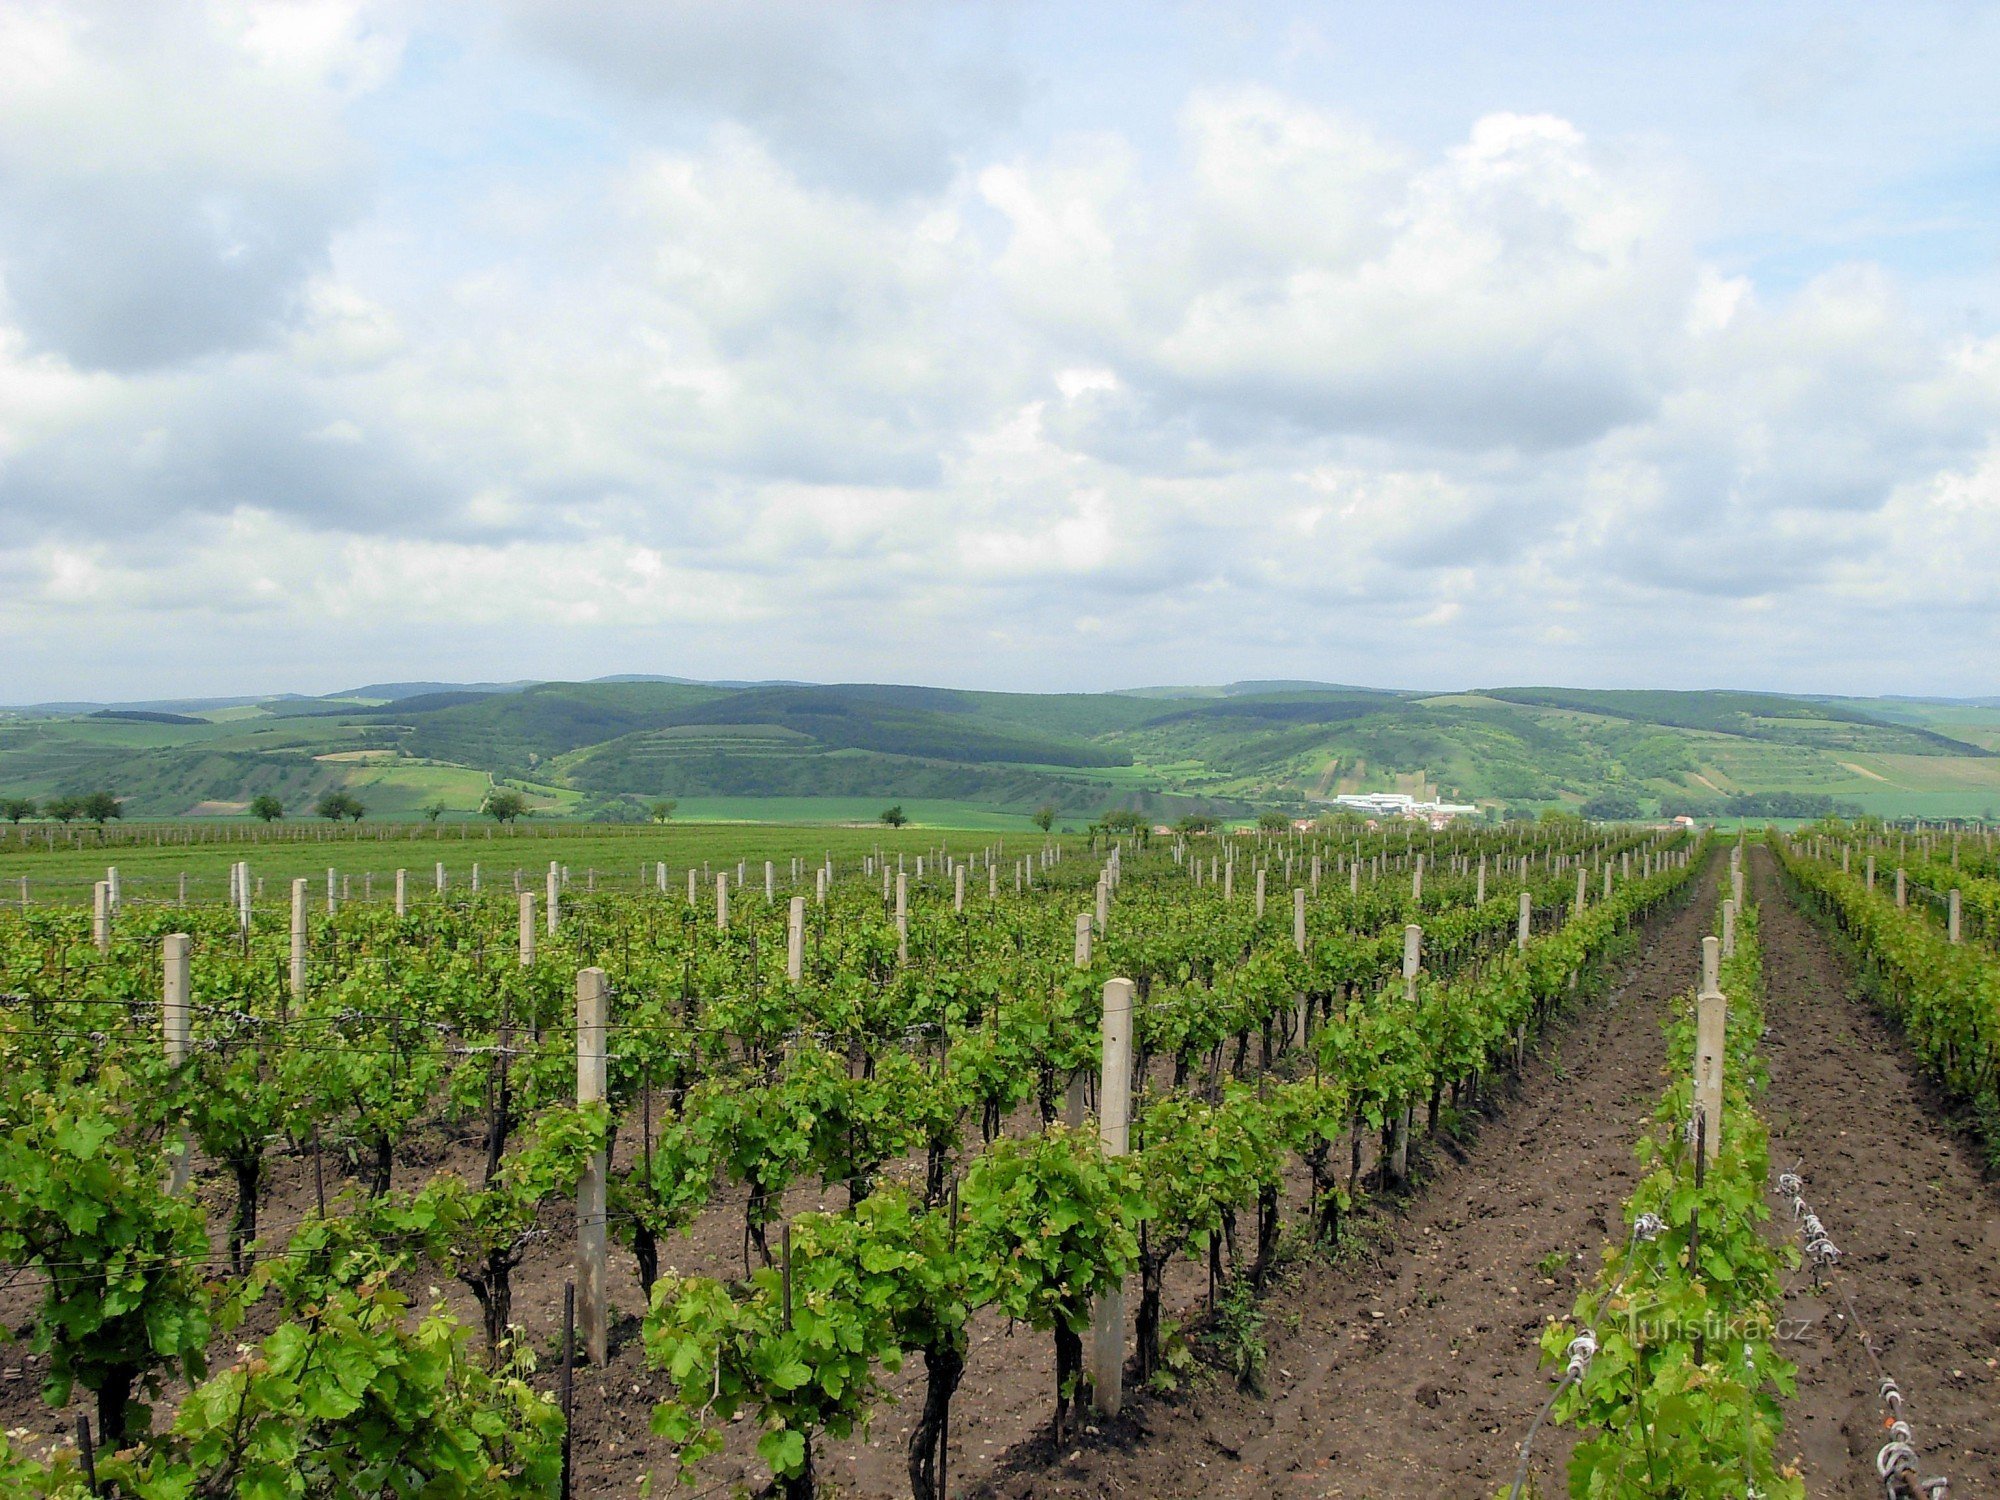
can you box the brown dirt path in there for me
[965,859,1721,1500]
[1752,845,2000,1495]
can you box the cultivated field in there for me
[1,816,1991,1497]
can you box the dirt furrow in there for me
[966,862,1720,1500]
[1752,846,2000,1496]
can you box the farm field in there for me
[0,819,1705,1496]
[1,816,1993,1498]
[0,819,1030,904]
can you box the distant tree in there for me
[1256,810,1289,832]
[482,789,528,825]
[1092,807,1151,849]
[649,799,678,823]
[248,794,283,823]
[81,791,121,826]
[422,799,447,824]
[1030,805,1056,833]
[316,790,365,823]
[45,795,82,825]
[0,797,34,823]
[1580,790,1643,823]
[1174,813,1216,835]
[880,805,909,828]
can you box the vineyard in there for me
[0,820,1993,1499]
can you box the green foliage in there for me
[880,804,909,828]
[481,787,528,823]
[649,797,677,821]
[961,1128,1142,1430]
[1580,789,1642,821]
[249,793,284,822]
[1207,1273,1269,1393]
[646,1194,923,1493]
[108,1274,563,1499]
[0,1066,215,1439]
[315,789,366,822]
[1031,804,1056,832]
[1,795,35,822]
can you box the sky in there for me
[4,0,2000,703]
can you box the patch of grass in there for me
[1205,1276,1269,1394]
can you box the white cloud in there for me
[2,6,1999,700]
[0,0,396,370]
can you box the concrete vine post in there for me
[575,968,609,1366]
[1693,936,1726,1165]
[1391,923,1422,1184]
[1292,887,1309,1046]
[163,935,193,1194]
[1066,914,1093,1127]
[289,878,308,1004]
[787,896,805,983]
[1087,976,1134,1416]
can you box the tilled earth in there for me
[967,860,1720,1500]
[1751,846,2000,1496]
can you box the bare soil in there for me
[1751,846,2000,1495]
[962,859,1719,1500]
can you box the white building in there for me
[1330,791,1479,825]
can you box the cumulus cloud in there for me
[0,0,394,371]
[502,0,1023,196]
[985,96,1701,453]
[2,5,1999,700]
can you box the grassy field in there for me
[0,819,1066,904]
[662,796,1054,829]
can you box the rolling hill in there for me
[4,677,2000,825]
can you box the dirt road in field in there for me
[967,862,1719,1500]
[1751,846,2000,1496]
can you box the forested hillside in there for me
[4,678,2000,824]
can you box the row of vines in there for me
[0,820,1696,1498]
